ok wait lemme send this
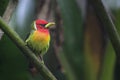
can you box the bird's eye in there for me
[40,24,46,27]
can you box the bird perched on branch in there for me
[26,19,55,62]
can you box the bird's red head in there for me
[36,19,48,26]
[34,19,55,31]
[35,19,48,30]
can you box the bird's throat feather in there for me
[32,30,50,45]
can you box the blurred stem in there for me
[3,0,18,22]
[89,0,120,58]
[0,0,18,39]
[0,17,57,80]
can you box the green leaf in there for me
[0,35,31,80]
[57,0,84,80]
[100,41,116,80]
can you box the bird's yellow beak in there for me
[45,22,55,28]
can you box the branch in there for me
[0,17,57,80]
[89,0,120,57]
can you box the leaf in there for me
[56,0,84,80]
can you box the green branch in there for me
[89,0,120,57]
[0,17,57,80]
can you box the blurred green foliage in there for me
[0,0,9,16]
[0,0,32,80]
[0,35,30,80]
[113,9,120,80]
[57,0,84,80]
[100,41,116,80]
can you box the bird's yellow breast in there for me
[26,30,50,55]
[33,30,50,44]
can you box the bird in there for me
[26,19,55,62]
